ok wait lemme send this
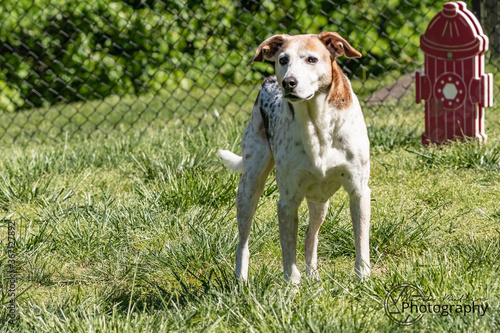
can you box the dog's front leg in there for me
[305,200,329,279]
[277,199,301,284]
[349,186,371,280]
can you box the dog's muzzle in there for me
[282,76,314,102]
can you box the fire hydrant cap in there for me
[442,3,458,17]
[420,2,488,59]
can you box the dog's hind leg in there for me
[349,186,371,280]
[235,112,274,282]
[304,200,329,279]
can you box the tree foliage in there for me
[0,0,438,111]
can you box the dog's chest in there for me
[272,124,353,202]
[257,75,368,202]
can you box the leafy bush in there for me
[0,0,438,111]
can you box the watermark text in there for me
[384,283,488,326]
[6,219,18,322]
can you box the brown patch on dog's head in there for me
[317,32,362,110]
[247,34,290,65]
[302,36,331,57]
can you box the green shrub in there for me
[0,0,438,111]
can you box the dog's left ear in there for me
[318,32,362,59]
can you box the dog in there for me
[219,32,370,284]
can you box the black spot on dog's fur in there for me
[258,76,282,141]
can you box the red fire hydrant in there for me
[416,1,493,145]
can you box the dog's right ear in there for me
[247,34,289,66]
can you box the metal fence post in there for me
[485,0,499,58]
[473,0,499,59]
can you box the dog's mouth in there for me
[284,93,314,102]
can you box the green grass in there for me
[0,84,258,145]
[0,91,499,332]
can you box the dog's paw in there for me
[305,269,320,281]
[354,262,371,281]
[285,267,301,285]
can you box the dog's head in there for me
[248,33,361,104]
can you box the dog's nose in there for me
[282,77,298,90]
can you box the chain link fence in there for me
[0,0,498,144]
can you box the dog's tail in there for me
[218,149,244,173]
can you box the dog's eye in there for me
[307,56,318,64]
[279,57,288,65]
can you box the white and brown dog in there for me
[219,32,370,284]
